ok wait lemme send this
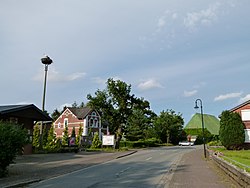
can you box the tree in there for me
[76,125,83,146]
[126,108,154,141]
[91,132,101,148]
[45,126,57,151]
[51,109,61,121]
[87,78,135,148]
[0,122,28,177]
[62,126,69,146]
[219,111,245,150]
[32,124,40,149]
[71,127,76,138]
[153,110,184,144]
[42,126,48,148]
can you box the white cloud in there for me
[33,68,86,82]
[214,92,242,101]
[137,79,164,91]
[184,90,198,97]
[183,2,220,31]
[239,94,250,104]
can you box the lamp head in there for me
[41,55,53,65]
[194,101,199,109]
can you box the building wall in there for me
[232,103,250,143]
[54,108,102,139]
[54,108,83,137]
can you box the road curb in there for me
[3,179,41,188]
[116,150,137,159]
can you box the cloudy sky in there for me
[1,0,249,124]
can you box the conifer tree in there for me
[219,110,245,150]
[32,124,40,149]
[45,126,57,150]
[62,126,69,145]
[91,132,101,148]
[76,125,83,146]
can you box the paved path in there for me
[168,148,236,188]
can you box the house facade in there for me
[230,100,250,144]
[54,107,102,140]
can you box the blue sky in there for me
[1,0,250,125]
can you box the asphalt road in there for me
[29,146,195,188]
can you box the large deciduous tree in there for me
[219,110,245,150]
[87,78,154,148]
[153,110,184,144]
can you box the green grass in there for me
[210,147,250,172]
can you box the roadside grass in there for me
[209,147,250,172]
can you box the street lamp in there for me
[41,55,53,112]
[194,98,206,158]
[40,55,53,149]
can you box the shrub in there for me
[219,111,245,150]
[0,122,28,177]
[91,133,101,148]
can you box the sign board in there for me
[102,135,115,146]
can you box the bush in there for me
[0,122,28,177]
[219,111,245,150]
[120,138,161,148]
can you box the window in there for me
[92,112,96,116]
[245,129,250,143]
[241,110,250,121]
[58,122,61,128]
[64,118,68,128]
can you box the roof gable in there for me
[185,113,220,135]
[229,100,250,112]
[67,107,93,119]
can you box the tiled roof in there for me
[229,100,250,112]
[0,104,52,121]
[67,107,92,119]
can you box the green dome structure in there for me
[184,113,220,135]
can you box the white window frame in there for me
[241,110,250,121]
[64,118,68,128]
[244,129,250,143]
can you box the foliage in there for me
[76,125,83,146]
[71,127,76,138]
[185,128,213,145]
[51,109,61,121]
[126,109,154,141]
[153,110,184,144]
[62,126,69,146]
[32,124,40,149]
[44,126,59,151]
[87,78,154,148]
[0,122,28,177]
[42,126,48,147]
[219,111,245,150]
[120,138,162,148]
[91,133,102,148]
[207,140,222,146]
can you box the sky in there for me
[1,0,250,125]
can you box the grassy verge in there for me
[209,147,250,172]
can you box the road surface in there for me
[29,146,195,188]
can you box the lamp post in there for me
[41,55,53,112]
[194,98,206,158]
[40,55,53,148]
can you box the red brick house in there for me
[54,107,102,140]
[230,100,250,145]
